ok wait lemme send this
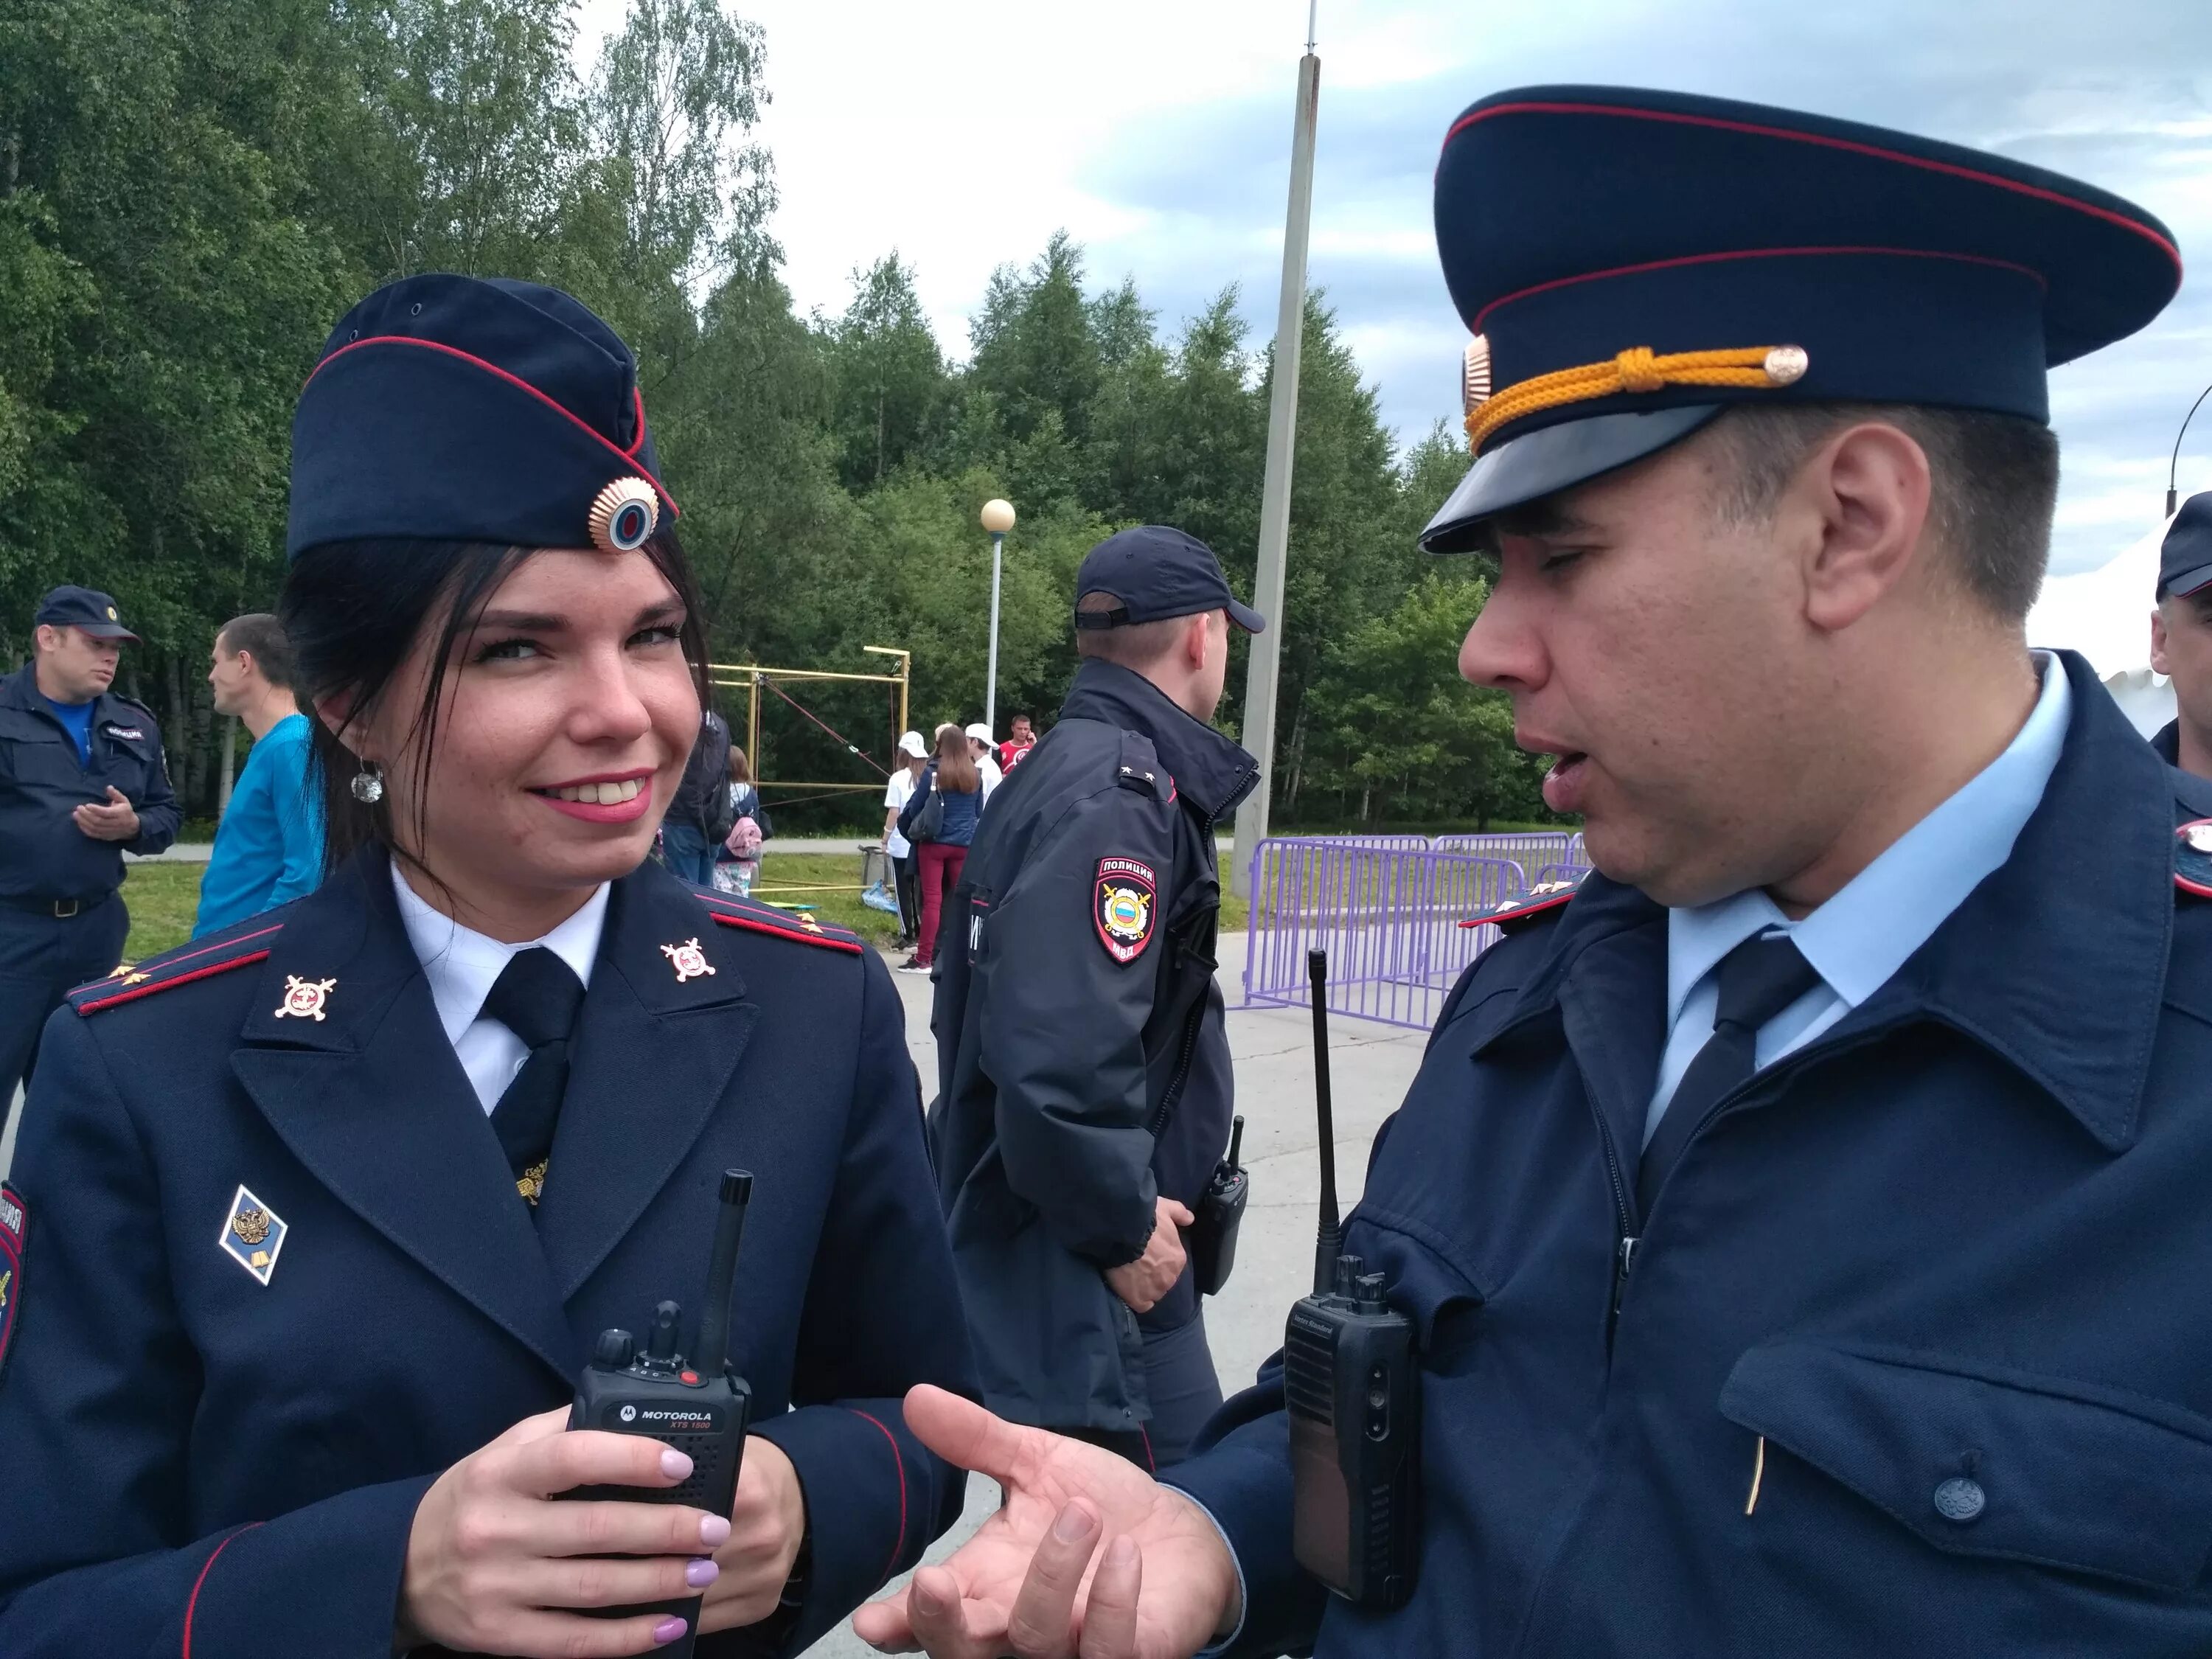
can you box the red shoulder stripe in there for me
[704,908,864,956]
[74,949,274,1015]
[1458,888,1577,929]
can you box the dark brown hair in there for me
[217,612,301,690]
[279,532,709,876]
[932,723,979,793]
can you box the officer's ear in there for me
[313,692,371,759]
[1796,420,1934,636]
[2151,603,2171,676]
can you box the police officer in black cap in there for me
[862,87,2212,1659]
[928,524,1260,1471]
[0,584,177,1107]
[0,275,973,1657]
[2150,491,2212,778]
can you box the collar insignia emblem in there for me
[2179,818,2212,899]
[517,1158,549,1206]
[660,938,716,981]
[795,914,824,934]
[219,1184,288,1286]
[274,975,336,1020]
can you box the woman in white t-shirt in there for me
[881,731,929,946]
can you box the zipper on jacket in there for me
[1581,1079,1637,1340]
[1147,995,1208,1136]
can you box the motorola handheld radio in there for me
[1188,1114,1248,1296]
[1284,951,1420,1610]
[566,1169,757,1657]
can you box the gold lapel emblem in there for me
[218,1183,288,1286]
[796,914,824,935]
[274,975,336,1020]
[517,1158,549,1206]
[659,938,716,981]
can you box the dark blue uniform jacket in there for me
[1170,652,2212,1656]
[0,849,973,1657]
[928,660,1257,1430]
[0,661,179,901]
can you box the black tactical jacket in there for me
[0,662,179,902]
[928,658,1257,1431]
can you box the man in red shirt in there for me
[996,712,1035,773]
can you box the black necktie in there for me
[1637,932,1821,1215]
[479,946,586,1205]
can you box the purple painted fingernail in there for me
[661,1448,694,1481]
[686,1557,720,1588]
[653,1615,689,1645]
[699,1514,731,1546]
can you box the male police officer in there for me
[858,87,2212,1659]
[2150,492,2212,778]
[927,524,1260,1470]
[0,585,178,1106]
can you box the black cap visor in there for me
[2164,563,2212,602]
[77,622,140,642]
[1422,406,1721,554]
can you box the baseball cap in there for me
[897,730,928,759]
[1073,525,1265,634]
[2159,492,2212,600]
[35,585,141,643]
[964,723,993,745]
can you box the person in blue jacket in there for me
[193,611,326,935]
[0,274,973,1658]
[855,88,2212,1659]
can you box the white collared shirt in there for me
[1643,652,2073,1145]
[389,863,610,1115]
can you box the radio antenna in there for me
[1307,950,1339,1295]
[695,1169,753,1379]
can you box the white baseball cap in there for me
[964,723,992,744]
[897,730,928,758]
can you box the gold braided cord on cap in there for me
[1463,344,1806,454]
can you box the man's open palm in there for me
[852,1385,1238,1659]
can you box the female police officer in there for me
[0,274,973,1657]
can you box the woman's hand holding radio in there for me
[696,1433,807,1632]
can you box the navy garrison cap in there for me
[1421,87,2182,552]
[286,274,675,562]
[2162,493,2212,600]
[1074,526,1265,634]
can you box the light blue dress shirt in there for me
[1643,652,2073,1146]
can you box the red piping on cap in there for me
[1443,101,2183,274]
[307,336,679,518]
[1472,244,2048,333]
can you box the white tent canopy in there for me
[2025,514,2177,737]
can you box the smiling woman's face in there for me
[352,546,700,928]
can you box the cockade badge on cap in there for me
[588,476,660,554]
[660,938,717,982]
[274,975,336,1020]
[219,1184,289,1287]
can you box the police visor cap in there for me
[35,585,140,643]
[287,274,676,563]
[1420,87,2180,552]
[1073,525,1265,634]
[2160,492,2212,601]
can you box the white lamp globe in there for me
[980,498,1017,535]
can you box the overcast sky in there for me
[577,0,2210,574]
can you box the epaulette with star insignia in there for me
[2179,818,2212,900]
[67,916,288,1017]
[1458,871,1588,934]
[695,889,864,956]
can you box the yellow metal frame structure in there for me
[706,647,911,806]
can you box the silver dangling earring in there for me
[349,760,385,805]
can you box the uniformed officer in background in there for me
[0,584,177,1110]
[859,87,2212,1659]
[0,274,973,1657]
[927,524,1261,1471]
[2150,491,2212,779]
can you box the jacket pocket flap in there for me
[1719,1340,2212,1590]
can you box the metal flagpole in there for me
[986,531,1005,737]
[1230,4,1321,897]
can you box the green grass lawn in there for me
[122,848,1249,964]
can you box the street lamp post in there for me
[981,498,1016,737]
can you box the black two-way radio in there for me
[566,1169,757,1657]
[1285,950,1420,1610]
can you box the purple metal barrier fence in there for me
[1432,830,1580,870]
[1242,839,1526,1029]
